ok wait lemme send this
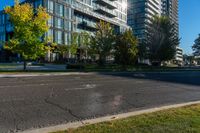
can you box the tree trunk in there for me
[151,61,161,66]
[99,54,106,66]
[121,65,127,71]
[23,60,27,71]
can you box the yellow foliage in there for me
[4,0,51,60]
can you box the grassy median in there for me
[54,104,200,133]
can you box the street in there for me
[0,71,200,132]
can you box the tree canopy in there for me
[192,34,200,56]
[146,16,179,65]
[4,0,50,69]
[90,21,115,65]
[115,29,138,69]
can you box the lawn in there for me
[0,63,21,69]
[53,104,200,133]
[0,63,199,73]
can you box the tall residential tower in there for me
[162,0,182,64]
[128,0,182,64]
[162,0,179,36]
[127,0,162,41]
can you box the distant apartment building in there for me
[127,0,162,41]
[162,0,179,36]
[128,0,182,64]
[0,0,129,62]
[162,0,182,63]
[174,46,183,65]
[128,0,179,41]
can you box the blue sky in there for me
[179,0,200,54]
[0,0,199,54]
[0,1,14,9]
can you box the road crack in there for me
[44,88,84,124]
[9,98,24,133]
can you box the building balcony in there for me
[93,5,116,18]
[77,21,97,30]
[93,0,117,9]
[73,1,127,28]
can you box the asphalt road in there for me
[0,71,200,133]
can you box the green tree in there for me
[138,41,148,62]
[55,44,69,61]
[183,54,195,66]
[4,0,50,70]
[79,32,91,61]
[69,32,79,59]
[90,21,115,66]
[115,29,138,69]
[146,16,179,66]
[192,34,200,56]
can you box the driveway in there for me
[0,71,200,132]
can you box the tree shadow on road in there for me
[99,71,200,86]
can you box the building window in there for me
[0,14,4,25]
[0,34,5,42]
[55,18,63,29]
[64,33,68,45]
[48,16,53,27]
[56,3,64,17]
[47,29,53,40]
[6,23,13,32]
[48,0,54,13]
[64,0,72,5]
[64,21,72,31]
[65,7,72,19]
[0,26,4,33]
[55,31,63,44]
[64,33,71,45]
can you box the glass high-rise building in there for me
[128,0,179,40]
[0,0,129,62]
[162,0,182,64]
[127,0,162,41]
[162,0,179,36]
[128,0,182,64]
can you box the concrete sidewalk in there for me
[0,72,93,78]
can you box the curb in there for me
[0,72,96,78]
[21,100,200,133]
[0,71,199,78]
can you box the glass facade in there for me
[73,0,129,33]
[45,0,73,45]
[0,0,129,46]
[128,0,179,42]
[162,0,180,62]
[162,0,179,37]
[0,14,5,45]
[128,0,162,41]
[0,0,129,62]
[46,0,129,45]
